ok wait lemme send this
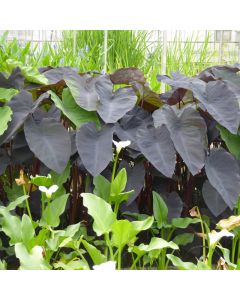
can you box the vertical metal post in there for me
[218,30,223,64]
[161,30,167,93]
[103,30,108,73]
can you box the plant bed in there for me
[0,61,240,270]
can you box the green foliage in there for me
[173,233,194,246]
[81,240,107,265]
[166,254,198,270]
[0,88,18,102]
[49,89,100,128]
[152,191,168,228]
[171,217,201,228]
[5,59,48,84]
[15,243,51,270]
[111,219,136,249]
[0,106,12,136]
[81,193,116,236]
[217,124,240,160]
[40,194,69,227]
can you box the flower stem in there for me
[23,185,32,221]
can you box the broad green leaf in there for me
[6,195,29,211]
[82,239,107,265]
[0,209,22,244]
[110,190,134,205]
[53,259,89,270]
[167,254,197,270]
[30,175,53,187]
[0,106,12,136]
[152,191,168,228]
[15,243,50,270]
[64,223,81,237]
[49,89,100,128]
[173,233,194,246]
[138,237,178,252]
[111,220,136,249]
[4,182,23,203]
[132,216,154,233]
[6,59,48,84]
[21,214,35,249]
[81,193,116,236]
[217,125,240,160]
[0,88,18,103]
[40,194,69,227]
[171,217,200,228]
[93,175,111,201]
[111,168,127,195]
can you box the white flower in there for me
[93,261,116,271]
[113,140,131,154]
[208,229,234,246]
[39,185,59,199]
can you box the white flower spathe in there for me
[93,261,116,271]
[39,185,59,199]
[208,229,234,246]
[113,140,131,153]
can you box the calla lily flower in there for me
[93,261,116,270]
[208,229,234,246]
[113,140,131,154]
[39,185,59,199]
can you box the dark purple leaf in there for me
[205,148,240,210]
[76,122,114,176]
[24,116,71,173]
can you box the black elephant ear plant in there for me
[0,62,240,270]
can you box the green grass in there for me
[0,30,239,91]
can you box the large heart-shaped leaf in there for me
[110,67,146,85]
[96,76,137,123]
[116,106,153,151]
[157,72,206,102]
[76,122,114,176]
[64,72,100,111]
[158,72,240,134]
[81,193,116,236]
[205,148,240,209]
[0,91,47,145]
[24,116,71,173]
[137,125,176,178]
[49,88,100,128]
[153,106,207,175]
[0,106,12,136]
[204,81,240,134]
[202,180,228,217]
